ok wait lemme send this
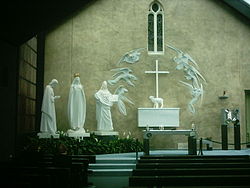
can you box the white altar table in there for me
[138,108,179,127]
[143,129,197,155]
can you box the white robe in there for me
[40,85,57,134]
[95,87,117,131]
[68,77,86,131]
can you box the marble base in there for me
[138,108,180,127]
[93,131,119,136]
[37,132,59,139]
[67,132,90,139]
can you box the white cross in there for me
[145,60,170,98]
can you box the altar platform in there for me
[96,149,250,159]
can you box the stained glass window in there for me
[148,14,154,51]
[157,14,163,51]
[148,1,164,54]
[152,3,159,12]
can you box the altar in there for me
[143,129,197,155]
[138,108,180,127]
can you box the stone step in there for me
[89,163,136,169]
[89,169,133,176]
[88,154,137,188]
[95,157,136,164]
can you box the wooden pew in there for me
[45,154,91,188]
[0,161,72,188]
[70,154,96,163]
[33,153,95,187]
[41,153,96,164]
[0,153,94,188]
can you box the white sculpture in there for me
[40,79,60,134]
[149,96,164,108]
[107,67,137,87]
[95,81,118,131]
[67,73,86,133]
[167,44,206,86]
[179,81,203,114]
[145,60,169,108]
[114,85,134,115]
[167,44,206,114]
[117,48,145,65]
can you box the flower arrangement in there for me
[22,133,143,155]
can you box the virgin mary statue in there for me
[68,73,86,133]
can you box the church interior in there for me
[1,0,250,187]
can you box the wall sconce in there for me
[218,90,229,99]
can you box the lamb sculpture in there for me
[149,96,164,108]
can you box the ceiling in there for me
[0,0,249,46]
[0,0,95,46]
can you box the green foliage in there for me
[23,133,143,155]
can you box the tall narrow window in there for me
[17,37,37,134]
[148,1,164,54]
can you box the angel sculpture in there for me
[184,64,206,84]
[180,81,203,114]
[167,44,206,87]
[177,62,206,88]
[107,67,137,87]
[167,45,197,67]
[114,85,134,115]
[117,48,145,65]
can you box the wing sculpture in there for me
[117,48,145,65]
[114,85,134,115]
[167,44,206,85]
[179,81,203,114]
[167,45,198,67]
[167,44,206,114]
[107,67,137,87]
